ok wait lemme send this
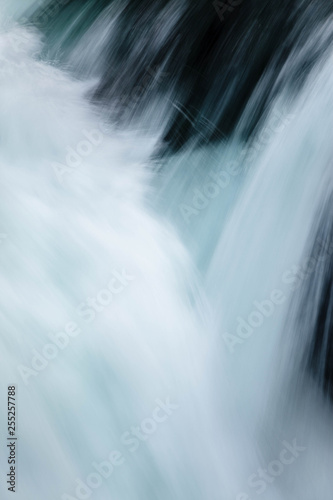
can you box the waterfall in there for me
[1,2,333,499]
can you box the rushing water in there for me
[1,2,333,500]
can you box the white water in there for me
[0,14,333,500]
[0,22,244,500]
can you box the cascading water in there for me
[1,1,333,500]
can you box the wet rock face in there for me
[26,0,333,152]
[297,198,333,402]
[309,269,333,400]
[308,246,333,399]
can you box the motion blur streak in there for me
[0,1,333,499]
